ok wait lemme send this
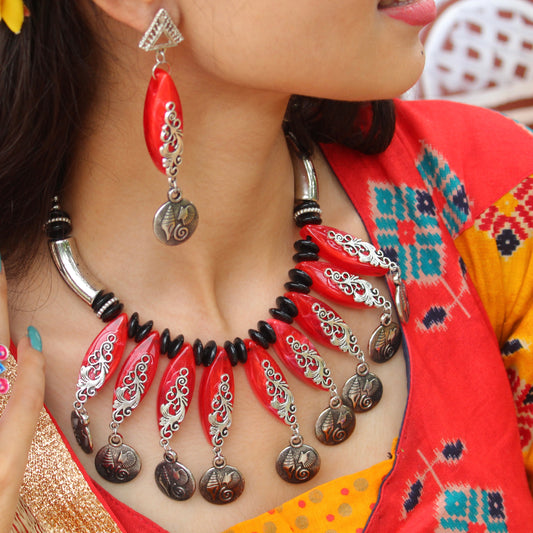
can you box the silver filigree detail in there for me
[262,360,297,426]
[159,368,190,441]
[327,230,393,269]
[209,374,233,448]
[160,102,184,181]
[324,268,388,309]
[311,303,363,359]
[75,333,117,406]
[138,9,184,52]
[327,229,405,285]
[112,354,152,424]
[285,335,334,391]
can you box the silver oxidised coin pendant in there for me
[369,322,402,363]
[71,410,93,454]
[342,364,383,413]
[95,437,141,483]
[155,455,196,501]
[199,464,245,505]
[153,194,198,245]
[276,441,321,483]
[314,400,356,446]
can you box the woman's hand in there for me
[0,266,45,533]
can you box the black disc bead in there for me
[135,320,153,342]
[160,328,171,355]
[289,268,313,287]
[284,281,310,294]
[295,213,322,227]
[269,308,293,324]
[91,291,114,312]
[224,341,239,366]
[202,340,218,367]
[100,302,123,322]
[128,312,140,338]
[294,239,319,254]
[292,251,319,262]
[234,337,248,363]
[46,222,71,241]
[276,296,298,317]
[193,339,203,366]
[249,329,269,349]
[168,335,184,359]
[258,321,276,344]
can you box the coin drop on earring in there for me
[155,455,196,501]
[199,463,245,504]
[342,365,383,413]
[276,438,320,483]
[153,196,198,245]
[95,437,141,483]
[369,322,402,363]
[315,400,356,445]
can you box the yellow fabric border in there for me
[223,444,396,533]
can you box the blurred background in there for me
[407,0,533,126]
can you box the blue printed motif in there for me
[372,184,443,283]
[416,144,471,237]
[439,487,507,532]
[371,145,471,284]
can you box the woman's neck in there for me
[60,27,299,340]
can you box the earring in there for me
[139,9,199,245]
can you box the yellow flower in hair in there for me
[0,0,25,34]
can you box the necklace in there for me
[45,137,409,505]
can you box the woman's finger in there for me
[0,334,45,533]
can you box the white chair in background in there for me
[414,0,533,125]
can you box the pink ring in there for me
[0,344,9,362]
[0,377,9,395]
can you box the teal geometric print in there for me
[438,486,507,533]
[371,144,471,284]
[416,143,471,238]
[372,184,443,282]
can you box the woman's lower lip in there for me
[378,0,437,27]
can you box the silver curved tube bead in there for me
[287,136,319,202]
[48,238,101,305]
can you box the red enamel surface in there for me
[244,339,292,422]
[143,68,182,174]
[79,313,128,389]
[267,319,326,391]
[286,291,348,353]
[198,348,234,444]
[156,343,196,429]
[300,224,388,276]
[112,331,160,406]
[296,261,367,308]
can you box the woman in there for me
[0,0,532,531]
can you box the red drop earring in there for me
[139,9,199,245]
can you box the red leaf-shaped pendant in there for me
[245,340,297,426]
[287,292,363,358]
[300,225,389,276]
[76,313,128,404]
[267,319,334,392]
[157,343,196,441]
[112,332,160,424]
[199,348,234,446]
[144,68,183,174]
[296,260,388,310]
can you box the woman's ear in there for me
[89,0,180,34]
